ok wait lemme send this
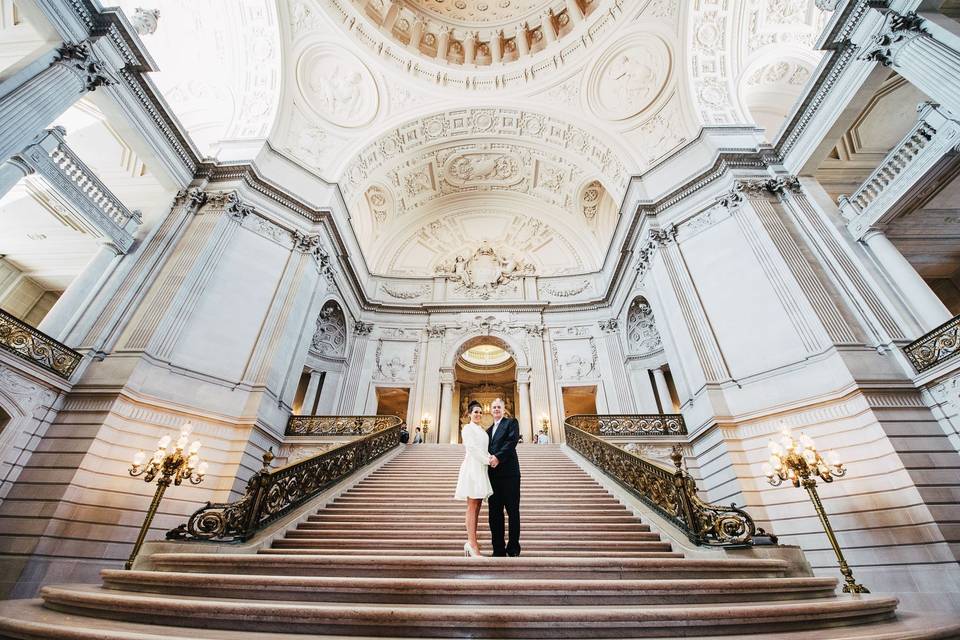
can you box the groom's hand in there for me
[490,455,499,467]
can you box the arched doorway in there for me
[453,342,517,443]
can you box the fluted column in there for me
[861,228,951,332]
[599,320,632,411]
[565,0,583,24]
[438,367,455,444]
[0,157,31,200]
[339,322,373,414]
[863,11,960,118]
[37,242,121,341]
[517,367,534,443]
[491,31,503,62]
[464,32,477,64]
[407,19,424,51]
[652,367,673,413]
[301,371,322,415]
[0,42,112,164]
[541,12,557,43]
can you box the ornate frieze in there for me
[539,280,591,298]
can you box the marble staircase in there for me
[0,444,958,639]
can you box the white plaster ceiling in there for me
[96,0,832,278]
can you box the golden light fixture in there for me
[763,428,868,593]
[126,422,207,570]
[420,414,432,442]
[539,414,550,434]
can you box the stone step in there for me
[259,549,685,558]
[100,570,840,605]
[294,522,653,534]
[3,599,959,640]
[150,554,786,580]
[318,505,629,514]
[37,584,901,638]
[270,538,673,552]
[306,513,643,524]
[283,530,662,543]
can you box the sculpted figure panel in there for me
[297,44,379,128]
[588,33,672,122]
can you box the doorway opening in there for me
[562,385,598,418]
[454,341,517,442]
[376,387,410,421]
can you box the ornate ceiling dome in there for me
[353,0,598,68]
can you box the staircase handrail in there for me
[564,419,756,547]
[566,413,687,437]
[286,414,401,436]
[167,415,403,542]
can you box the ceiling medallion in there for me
[586,32,672,122]
[295,43,380,128]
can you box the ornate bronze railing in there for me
[564,420,756,547]
[167,417,402,542]
[567,413,687,437]
[903,314,960,373]
[286,414,402,436]
[0,309,82,379]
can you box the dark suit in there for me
[487,417,521,556]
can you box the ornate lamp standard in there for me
[763,428,868,593]
[420,414,432,443]
[126,423,207,569]
[539,414,550,441]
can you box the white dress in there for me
[454,423,494,500]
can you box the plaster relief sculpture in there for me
[588,33,671,122]
[626,297,663,356]
[552,338,599,380]
[435,241,534,296]
[131,8,161,35]
[444,152,522,187]
[373,339,418,382]
[296,44,379,128]
[311,301,347,356]
[381,284,431,300]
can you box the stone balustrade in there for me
[566,413,687,437]
[286,414,402,436]
[840,102,960,239]
[16,127,140,253]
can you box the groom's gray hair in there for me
[491,398,505,407]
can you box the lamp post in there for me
[763,428,868,594]
[420,414,432,443]
[126,422,207,570]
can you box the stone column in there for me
[491,31,503,62]
[0,157,31,200]
[599,320,632,411]
[541,12,557,43]
[438,367,455,444]
[515,25,530,56]
[407,20,424,51]
[301,370,322,415]
[565,0,583,24]
[863,11,960,118]
[464,32,477,64]
[316,370,342,414]
[0,42,112,164]
[339,321,373,414]
[652,367,673,413]
[861,228,952,332]
[37,242,122,341]
[436,27,451,59]
[517,367,534,443]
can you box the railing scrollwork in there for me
[566,413,687,437]
[0,309,82,379]
[167,416,402,542]
[564,419,757,547]
[903,313,960,373]
[286,414,402,436]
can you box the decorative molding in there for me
[539,280,591,298]
[311,301,347,357]
[381,284,431,300]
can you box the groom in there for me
[487,398,521,557]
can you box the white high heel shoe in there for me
[463,542,480,557]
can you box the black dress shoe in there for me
[492,552,506,557]
[507,552,520,557]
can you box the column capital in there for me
[55,41,115,92]
[439,366,455,385]
[861,11,928,66]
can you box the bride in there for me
[454,400,493,557]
